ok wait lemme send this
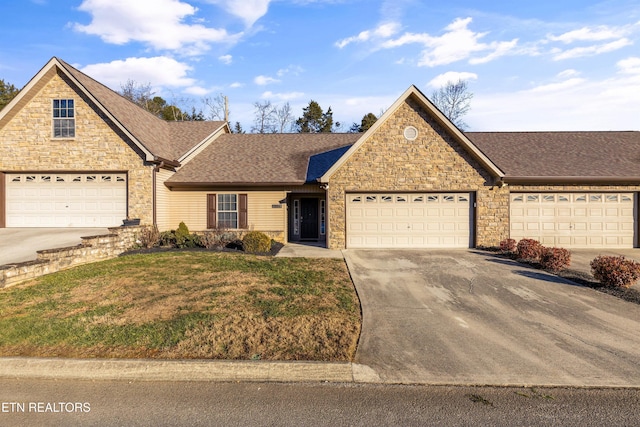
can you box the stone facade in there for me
[0,71,154,224]
[0,226,142,288]
[326,96,509,249]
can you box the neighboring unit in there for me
[1,57,639,249]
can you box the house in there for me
[1,57,639,250]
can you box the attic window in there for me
[52,99,75,138]
[403,126,418,141]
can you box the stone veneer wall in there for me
[327,97,510,249]
[0,226,142,288]
[0,71,153,224]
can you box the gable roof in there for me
[0,57,226,163]
[320,85,505,183]
[165,133,359,187]
[468,131,640,183]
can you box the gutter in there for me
[502,176,640,185]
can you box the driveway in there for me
[344,249,640,387]
[0,228,109,265]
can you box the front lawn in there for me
[0,252,361,361]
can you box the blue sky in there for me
[1,0,639,131]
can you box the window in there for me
[53,99,75,138]
[218,194,238,228]
[293,200,300,236]
[320,200,326,235]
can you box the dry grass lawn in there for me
[0,251,361,361]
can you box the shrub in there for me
[516,239,544,261]
[540,247,571,272]
[590,255,640,288]
[200,229,242,249]
[136,225,160,249]
[159,230,176,247]
[175,222,190,248]
[242,231,272,253]
[499,238,517,254]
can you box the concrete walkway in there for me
[276,242,344,258]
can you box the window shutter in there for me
[239,194,248,229]
[207,194,216,229]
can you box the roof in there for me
[0,57,226,163]
[468,131,640,182]
[57,59,227,161]
[166,133,360,187]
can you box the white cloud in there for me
[218,54,233,65]
[261,91,304,101]
[80,56,196,90]
[617,56,640,74]
[184,86,210,96]
[428,71,478,88]
[276,65,304,77]
[254,75,280,85]
[468,66,640,131]
[230,82,244,88]
[548,25,632,44]
[557,69,581,78]
[335,22,401,48]
[380,18,519,67]
[205,0,271,27]
[74,0,239,55]
[552,38,632,60]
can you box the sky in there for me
[1,0,639,132]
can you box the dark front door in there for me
[300,198,319,239]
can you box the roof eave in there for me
[503,176,640,185]
[164,181,309,189]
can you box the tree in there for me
[295,100,333,133]
[203,94,228,121]
[119,80,204,121]
[232,121,245,134]
[431,79,473,130]
[0,79,19,111]
[350,112,378,133]
[275,102,294,133]
[251,100,276,133]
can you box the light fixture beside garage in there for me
[403,126,418,141]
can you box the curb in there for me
[0,357,380,383]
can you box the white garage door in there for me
[510,193,635,248]
[6,173,127,227]
[346,193,471,248]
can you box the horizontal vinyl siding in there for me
[160,189,287,232]
[155,169,174,231]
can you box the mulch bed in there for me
[122,241,285,258]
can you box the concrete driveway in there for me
[344,249,640,387]
[0,228,109,265]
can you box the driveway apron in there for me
[344,249,640,386]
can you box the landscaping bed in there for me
[0,252,361,361]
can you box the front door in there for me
[300,198,319,239]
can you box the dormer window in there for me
[53,99,75,138]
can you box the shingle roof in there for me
[467,131,640,179]
[166,133,360,186]
[57,58,225,161]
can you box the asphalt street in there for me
[1,379,639,426]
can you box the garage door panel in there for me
[347,192,471,248]
[6,173,127,228]
[511,192,635,248]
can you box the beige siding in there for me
[155,168,174,231]
[158,187,288,237]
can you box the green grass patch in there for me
[0,251,361,361]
